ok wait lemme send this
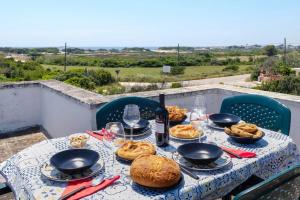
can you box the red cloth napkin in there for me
[86,129,114,141]
[61,175,120,200]
[221,146,256,158]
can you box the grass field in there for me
[43,64,253,83]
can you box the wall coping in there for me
[1,80,300,109]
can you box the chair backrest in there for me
[96,96,160,129]
[220,94,291,135]
[234,164,300,200]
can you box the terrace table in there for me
[1,121,299,200]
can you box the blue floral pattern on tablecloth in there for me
[1,121,300,200]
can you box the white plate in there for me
[172,152,232,171]
[170,132,206,141]
[207,121,225,130]
[40,159,104,182]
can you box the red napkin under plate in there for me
[221,146,256,158]
[86,129,114,141]
[61,175,120,200]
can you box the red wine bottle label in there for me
[155,122,165,134]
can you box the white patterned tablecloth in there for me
[1,122,300,200]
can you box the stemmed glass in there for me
[190,96,208,142]
[123,104,140,140]
[193,95,207,122]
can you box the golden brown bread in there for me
[116,140,155,160]
[233,123,258,133]
[170,124,202,139]
[225,123,263,138]
[166,106,187,121]
[130,155,181,188]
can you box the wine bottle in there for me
[155,93,169,147]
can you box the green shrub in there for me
[55,69,85,81]
[263,45,277,57]
[171,66,185,75]
[130,85,146,93]
[171,82,182,88]
[136,59,162,67]
[130,84,159,93]
[222,65,239,71]
[88,69,114,86]
[97,84,125,95]
[0,74,7,81]
[250,67,260,81]
[64,77,95,90]
[146,84,159,90]
[259,76,300,95]
[101,59,122,68]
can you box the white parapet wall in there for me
[0,83,41,133]
[1,80,300,147]
[0,81,107,137]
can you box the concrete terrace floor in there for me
[0,131,47,200]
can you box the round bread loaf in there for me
[130,155,181,188]
[116,141,155,160]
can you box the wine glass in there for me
[123,104,140,140]
[105,122,126,146]
[190,95,208,127]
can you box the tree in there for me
[263,45,278,57]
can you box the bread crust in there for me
[225,123,263,138]
[130,155,181,188]
[116,141,155,160]
[166,106,187,121]
[170,124,201,139]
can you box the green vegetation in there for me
[158,46,194,51]
[0,57,45,81]
[258,76,300,95]
[263,45,278,57]
[36,51,253,68]
[250,56,296,81]
[222,65,239,72]
[171,82,182,88]
[0,47,59,54]
[252,52,300,95]
[96,83,125,95]
[0,56,115,91]
[3,45,298,96]
[129,84,159,93]
[43,64,252,82]
[122,47,150,52]
[171,66,185,75]
[55,68,114,89]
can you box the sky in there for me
[0,0,300,47]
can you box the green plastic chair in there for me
[96,96,160,129]
[0,183,10,195]
[234,164,300,200]
[220,94,291,135]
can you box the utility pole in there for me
[177,43,180,66]
[284,38,287,65]
[64,42,67,72]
